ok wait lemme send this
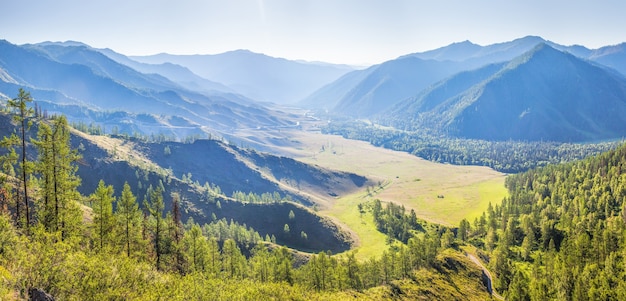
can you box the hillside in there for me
[383,44,626,142]
[468,142,626,299]
[0,112,356,253]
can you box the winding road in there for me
[467,253,505,300]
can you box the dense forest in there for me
[324,120,620,173]
[9,88,626,299]
[464,142,626,300]
[0,89,493,299]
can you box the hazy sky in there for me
[2,0,626,65]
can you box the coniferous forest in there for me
[0,90,493,299]
[3,89,626,300]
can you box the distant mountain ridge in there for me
[130,50,354,104]
[0,40,295,139]
[303,36,626,124]
[382,44,626,142]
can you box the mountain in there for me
[301,57,466,117]
[588,43,626,75]
[384,44,626,142]
[407,36,547,64]
[96,47,234,94]
[130,50,354,104]
[0,40,293,139]
[301,36,556,117]
[303,36,626,119]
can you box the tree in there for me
[288,210,295,221]
[458,218,470,242]
[182,222,209,273]
[170,192,184,273]
[116,182,141,257]
[222,238,246,278]
[0,135,18,221]
[144,185,165,270]
[34,116,81,237]
[7,88,34,228]
[91,180,115,250]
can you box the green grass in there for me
[321,192,389,260]
[285,130,509,257]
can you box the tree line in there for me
[324,119,620,173]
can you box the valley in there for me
[2,34,626,300]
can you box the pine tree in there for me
[91,180,115,250]
[116,182,141,257]
[33,116,81,237]
[7,88,34,228]
[145,185,165,270]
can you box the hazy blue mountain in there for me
[330,57,465,117]
[302,36,554,117]
[384,44,626,142]
[407,36,547,64]
[0,40,291,138]
[131,50,353,104]
[96,47,234,94]
[383,62,506,124]
[298,67,375,110]
[588,43,626,76]
[303,35,626,119]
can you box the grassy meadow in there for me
[285,129,508,257]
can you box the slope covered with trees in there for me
[0,90,493,300]
[464,142,626,300]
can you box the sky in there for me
[1,0,626,65]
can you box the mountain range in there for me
[302,36,626,142]
[382,44,626,142]
[2,36,626,143]
[0,40,349,141]
[129,50,354,104]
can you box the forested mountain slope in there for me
[470,142,626,300]
[382,44,626,142]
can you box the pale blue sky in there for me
[1,0,625,65]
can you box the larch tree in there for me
[116,182,141,257]
[33,115,81,237]
[34,122,54,230]
[51,116,82,237]
[145,185,165,270]
[91,180,115,250]
[6,88,34,228]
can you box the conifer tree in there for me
[6,88,34,228]
[116,182,141,257]
[34,123,54,230]
[91,180,115,250]
[145,185,165,270]
[33,115,81,236]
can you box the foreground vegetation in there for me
[0,89,491,299]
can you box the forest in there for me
[466,142,626,300]
[324,119,620,173]
[4,89,626,300]
[0,90,494,299]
